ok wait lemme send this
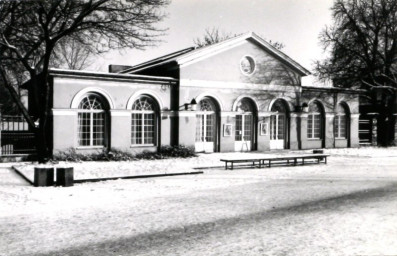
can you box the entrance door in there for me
[195,113,216,152]
[269,99,288,150]
[270,114,285,149]
[235,114,253,151]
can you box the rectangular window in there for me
[308,114,321,139]
[131,113,142,145]
[340,115,346,138]
[131,113,155,145]
[313,115,321,138]
[235,115,242,141]
[277,115,284,139]
[243,115,252,141]
[93,112,104,146]
[78,112,105,146]
[196,114,203,142]
[206,114,214,142]
[270,115,276,140]
[308,115,313,139]
[196,114,215,142]
[143,113,155,144]
[78,113,90,146]
[335,115,346,138]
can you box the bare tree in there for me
[193,28,240,48]
[0,0,170,162]
[194,27,284,50]
[315,0,397,145]
[51,36,94,70]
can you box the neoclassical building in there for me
[44,32,360,155]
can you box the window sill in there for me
[335,138,347,140]
[76,146,105,150]
[307,138,322,141]
[130,145,156,148]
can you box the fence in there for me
[1,115,36,156]
[359,115,376,146]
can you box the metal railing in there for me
[1,115,30,131]
[1,115,36,156]
[1,132,36,155]
[359,116,373,145]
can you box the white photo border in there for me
[223,124,232,137]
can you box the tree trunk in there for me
[375,96,396,147]
[29,71,51,163]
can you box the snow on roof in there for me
[49,68,178,83]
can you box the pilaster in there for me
[325,113,335,148]
[350,113,360,147]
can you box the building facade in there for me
[46,32,360,155]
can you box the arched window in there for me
[78,93,109,147]
[335,103,348,139]
[307,101,323,139]
[198,98,217,112]
[131,95,158,146]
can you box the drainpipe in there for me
[0,104,2,157]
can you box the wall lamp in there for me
[185,98,198,111]
[295,102,308,112]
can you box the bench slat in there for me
[221,154,329,170]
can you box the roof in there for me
[302,85,365,94]
[121,32,311,76]
[21,69,178,90]
[49,69,177,83]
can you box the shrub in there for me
[135,145,197,159]
[159,145,197,158]
[52,145,196,162]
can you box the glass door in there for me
[235,114,253,151]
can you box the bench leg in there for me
[325,157,327,164]
[269,160,271,168]
[302,158,305,165]
[231,162,234,170]
[294,158,297,166]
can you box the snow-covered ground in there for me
[1,147,397,256]
[13,147,397,182]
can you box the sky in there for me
[95,0,335,78]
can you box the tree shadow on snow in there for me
[29,183,397,256]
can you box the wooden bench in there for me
[220,154,330,170]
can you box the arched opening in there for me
[270,99,290,149]
[130,95,160,146]
[195,97,220,153]
[307,101,325,148]
[335,102,350,147]
[77,93,110,148]
[235,98,258,151]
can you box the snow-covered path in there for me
[1,148,397,256]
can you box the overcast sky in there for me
[95,0,335,76]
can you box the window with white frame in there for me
[307,102,323,139]
[131,96,158,146]
[78,94,108,147]
[196,98,217,143]
[270,100,286,140]
[235,98,254,141]
[335,103,347,139]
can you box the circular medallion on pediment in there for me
[240,56,256,75]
